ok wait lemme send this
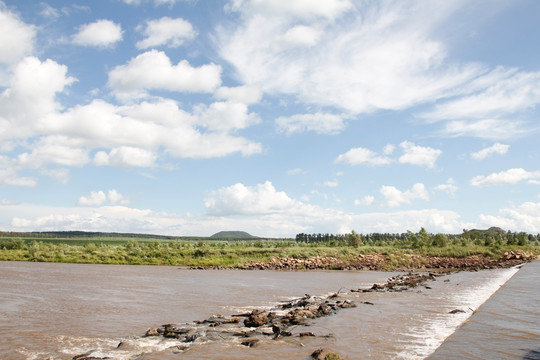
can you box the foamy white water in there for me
[394,266,520,359]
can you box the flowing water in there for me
[0,261,537,359]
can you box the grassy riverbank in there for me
[0,231,538,269]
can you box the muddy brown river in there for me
[0,261,538,359]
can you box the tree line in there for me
[295,228,540,247]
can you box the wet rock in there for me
[240,338,260,347]
[144,327,160,337]
[72,352,112,360]
[338,300,356,309]
[311,348,343,360]
[244,311,269,327]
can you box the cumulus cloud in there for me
[0,167,37,187]
[0,57,76,139]
[194,101,260,132]
[478,201,540,233]
[77,190,107,206]
[380,183,429,208]
[470,168,540,187]
[355,195,375,206]
[434,178,458,197]
[205,181,297,216]
[16,136,90,168]
[335,147,391,166]
[276,112,346,135]
[214,85,262,104]
[72,19,123,48]
[77,189,129,206]
[398,141,441,168]
[108,50,222,100]
[136,17,197,49]
[471,143,510,160]
[0,6,36,66]
[93,146,157,167]
[0,56,260,177]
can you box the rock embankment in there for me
[233,251,534,271]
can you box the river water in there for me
[0,261,537,359]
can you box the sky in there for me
[1,0,540,237]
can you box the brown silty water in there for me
[0,261,533,360]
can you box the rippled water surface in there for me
[0,261,535,359]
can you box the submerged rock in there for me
[311,348,343,360]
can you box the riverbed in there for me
[0,261,536,359]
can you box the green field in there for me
[0,229,538,268]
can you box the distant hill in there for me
[210,231,257,239]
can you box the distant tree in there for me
[347,230,362,247]
[433,233,449,247]
[419,228,431,247]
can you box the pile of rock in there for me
[351,272,440,293]
[241,256,346,270]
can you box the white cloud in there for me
[380,183,429,208]
[478,201,540,233]
[0,167,37,187]
[471,143,510,160]
[72,19,123,48]
[421,67,540,139]
[398,141,441,168]
[434,178,458,197]
[470,168,540,187]
[382,144,395,155]
[0,56,260,176]
[107,189,129,205]
[214,85,262,104]
[227,0,353,20]
[441,119,529,140]
[276,112,346,135]
[0,6,36,66]
[77,189,129,206]
[323,180,339,187]
[194,101,260,132]
[287,168,305,176]
[93,146,157,168]
[218,1,481,115]
[205,181,297,216]
[355,195,375,206]
[274,25,322,50]
[136,17,197,49]
[0,57,76,139]
[16,136,90,168]
[39,4,60,19]
[5,202,466,237]
[41,168,70,184]
[122,0,183,5]
[108,50,222,100]
[423,68,540,121]
[335,147,391,166]
[77,190,107,206]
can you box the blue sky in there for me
[1,0,540,237]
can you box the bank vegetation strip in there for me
[0,228,538,270]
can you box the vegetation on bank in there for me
[0,228,538,268]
